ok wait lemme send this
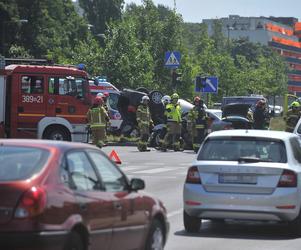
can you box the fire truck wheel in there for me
[43,126,71,141]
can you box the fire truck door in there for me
[17,75,46,138]
[47,76,88,135]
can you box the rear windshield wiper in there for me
[237,157,271,163]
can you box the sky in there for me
[124,0,301,23]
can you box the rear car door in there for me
[17,74,46,138]
[66,151,114,250]
[87,150,148,250]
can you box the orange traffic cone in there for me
[109,150,122,164]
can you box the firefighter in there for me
[136,95,152,152]
[97,92,110,136]
[285,101,301,132]
[253,99,269,129]
[86,96,109,148]
[161,93,182,152]
[188,96,208,152]
[158,95,171,147]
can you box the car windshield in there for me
[0,146,50,181]
[197,137,287,163]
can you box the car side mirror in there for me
[130,178,145,191]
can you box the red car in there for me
[0,139,169,250]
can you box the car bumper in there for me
[184,184,300,222]
[0,230,69,250]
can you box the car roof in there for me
[207,129,296,141]
[0,139,98,151]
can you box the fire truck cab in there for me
[0,64,92,142]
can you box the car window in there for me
[66,151,100,191]
[198,137,287,163]
[21,75,44,94]
[0,146,49,181]
[108,93,119,110]
[87,150,128,192]
[48,76,85,98]
[290,137,301,163]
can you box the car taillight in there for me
[185,166,201,184]
[14,186,47,219]
[277,170,297,187]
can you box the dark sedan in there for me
[211,103,253,131]
[0,139,169,250]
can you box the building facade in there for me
[203,15,301,95]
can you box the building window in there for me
[21,76,44,94]
[256,22,263,29]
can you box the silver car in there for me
[183,129,301,234]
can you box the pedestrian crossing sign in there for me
[164,51,181,68]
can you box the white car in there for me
[183,129,301,234]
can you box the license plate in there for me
[219,174,257,184]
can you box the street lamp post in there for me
[1,19,28,56]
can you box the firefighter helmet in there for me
[162,95,171,104]
[94,96,104,105]
[141,95,150,104]
[171,93,179,100]
[103,92,109,98]
[96,92,104,98]
[291,101,300,109]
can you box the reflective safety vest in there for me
[165,103,182,123]
[136,105,151,126]
[87,107,108,128]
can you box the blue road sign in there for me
[195,76,218,94]
[164,51,181,69]
[202,77,218,93]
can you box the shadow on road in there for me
[174,220,298,240]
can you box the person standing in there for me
[136,96,152,152]
[161,93,182,152]
[86,96,109,148]
[158,95,171,147]
[98,92,110,137]
[188,96,208,152]
[285,101,301,132]
[253,99,269,129]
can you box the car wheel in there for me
[64,231,84,250]
[150,130,161,148]
[146,219,164,250]
[149,91,163,105]
[44,126,71,141]
[183,210,201,233]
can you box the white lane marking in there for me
[179,163,191,166]
[126,175,177,179]
[167,209,182,218]
[143,162,165,166]
[133,167,175,174]
[121,166,142,171]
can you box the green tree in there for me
[79,0,124,36]
[101,19,154,90]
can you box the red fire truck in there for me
[0,64,93,142]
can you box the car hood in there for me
[222,103,251,118]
